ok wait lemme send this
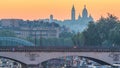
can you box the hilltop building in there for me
[37,5,93,32]
[50,14,54,23]
[71,5,76,21]
[54,5,94,32]
[0,5,94,38]
[71,5,93,21]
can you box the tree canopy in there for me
[72,14,120,46]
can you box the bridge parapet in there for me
[0,46,120,52]
[0,46,120,67]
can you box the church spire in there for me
[71,5,75,21]
[72,5,75,10]
[82,5,88,18]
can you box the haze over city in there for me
[0,0,120,21]
[0,0,120,68]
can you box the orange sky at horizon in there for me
[0,0,120,21]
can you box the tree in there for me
[109,23,120,46]
[72,32,85,46]
[82,14,119,46]
[83,21,101,45]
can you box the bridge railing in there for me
[0,46,120,52]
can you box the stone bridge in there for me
[0,46,120,68]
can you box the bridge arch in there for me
[37,52,113,65]
[0,56,27,68]
[0,52,115,67]
[40,55,111,65]
[82,56,111,65]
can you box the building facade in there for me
[1,19,22,28]
[15,27,60,39]
[0,19,60,39]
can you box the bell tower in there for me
[71,5,75,21]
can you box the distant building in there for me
[39,19,49,22]
[54,5,94,32]
[15,27,60,39]
[82,5,88,19]
[71,5,76,21]
[0,5,94,35]
[71,5,93,22]
[78,5,93,21]
[38,14,54,23]
[0,19,60,39]
[50,14,53,23]
[1,19,22,28]
[16,21,60,39]
[39,5,94,33]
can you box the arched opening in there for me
[0,56,27,68]
[82,56,111,65]
[40,56,112,68]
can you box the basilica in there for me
[46,5,94,32]
[60,5,94,32]
[71,5,93,23]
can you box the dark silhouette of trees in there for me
[109,23,120,46]
[72,14,120,46]
[72,32,85,46]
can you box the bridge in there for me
[0,37,120,68]
[1,46,120,68]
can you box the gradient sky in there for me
[0,0,120,21]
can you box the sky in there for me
[0,0,120,21]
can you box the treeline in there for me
[73,14,120,46]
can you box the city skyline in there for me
[0,0,120,21]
